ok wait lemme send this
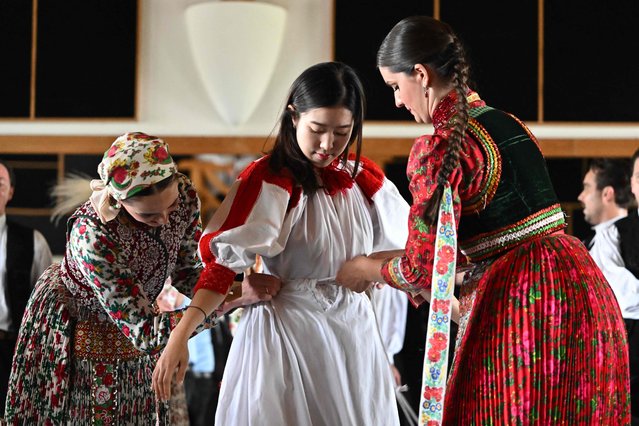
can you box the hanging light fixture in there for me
[185,1,287,126]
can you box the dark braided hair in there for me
[377,16,471,224]
[269,62,365,194]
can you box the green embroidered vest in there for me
[457,107,566,261]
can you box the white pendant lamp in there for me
[185,1,287,126]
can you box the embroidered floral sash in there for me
[419,184,457,425]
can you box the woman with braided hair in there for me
[337,16,630,425]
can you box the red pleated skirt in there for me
[445,233,630,425]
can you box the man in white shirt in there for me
[0,159,52,417]
[611,149,639,425]
[578,157,639,424]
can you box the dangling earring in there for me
[423,85,429,97]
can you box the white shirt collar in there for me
[0,214,5,231]
[592,213,626,232]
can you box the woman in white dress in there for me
[157,62,409,425]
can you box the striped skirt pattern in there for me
[4,263,169,425]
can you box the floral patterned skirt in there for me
[4,263,170,425]
[445,233,630,425]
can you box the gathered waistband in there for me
[459,204,566,262]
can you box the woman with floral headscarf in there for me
[4,132,226,425]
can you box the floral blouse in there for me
[381,91,488,294]
[60,173,212,354]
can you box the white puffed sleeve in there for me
[195,157,300,294]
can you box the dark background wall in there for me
[2,0,638,253]
[334,0,639,123]
[333,0,639,244]
[0,0,138,119]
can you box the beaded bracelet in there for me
[186,305,208,321]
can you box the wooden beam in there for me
[0,135,636,158]
[537,138,639,158]
[0,135,274,155]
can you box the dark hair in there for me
[268,62,365,194]
[0,159,16,188]
[377,16,471,224]
[126,174,177,199]
[632,148,639,165]
[589,159,633,208]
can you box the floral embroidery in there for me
[380,89,630,424]
[92,362,117,424]
[420,185,456,426]
[4,175,215,424]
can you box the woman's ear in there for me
[287,104,298,128]
[413,63,431,88]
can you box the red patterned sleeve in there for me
[380,134,465,295]
[194,233,238,295]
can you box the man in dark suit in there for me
[579,156,639,425]
[0,159,52,416]
[613,149,639,425]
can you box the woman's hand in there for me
[390,364,402,387]
[336,255,383,293]
[239,272,281,304]
[152,332,189,402]
[152,287,225,401]
[217,273,282,315]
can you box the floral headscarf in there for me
[90,132,177,223]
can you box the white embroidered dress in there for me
[201,157,409,426]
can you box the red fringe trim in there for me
[194,262,236,295]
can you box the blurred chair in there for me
[178,158,233,222]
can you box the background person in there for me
[587,153,639,425]
[0,159,52,419]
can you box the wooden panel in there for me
[35,0,137,117]
[334,0,434,121]
[0,135,274,155]
[0,135,637,159]
[0,0,33,117]
[536,138,639,158]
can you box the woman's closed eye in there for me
[139,199,178,218]
[311,127,348,137]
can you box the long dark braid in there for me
[423,36,470,224]
[377,16,471,224]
